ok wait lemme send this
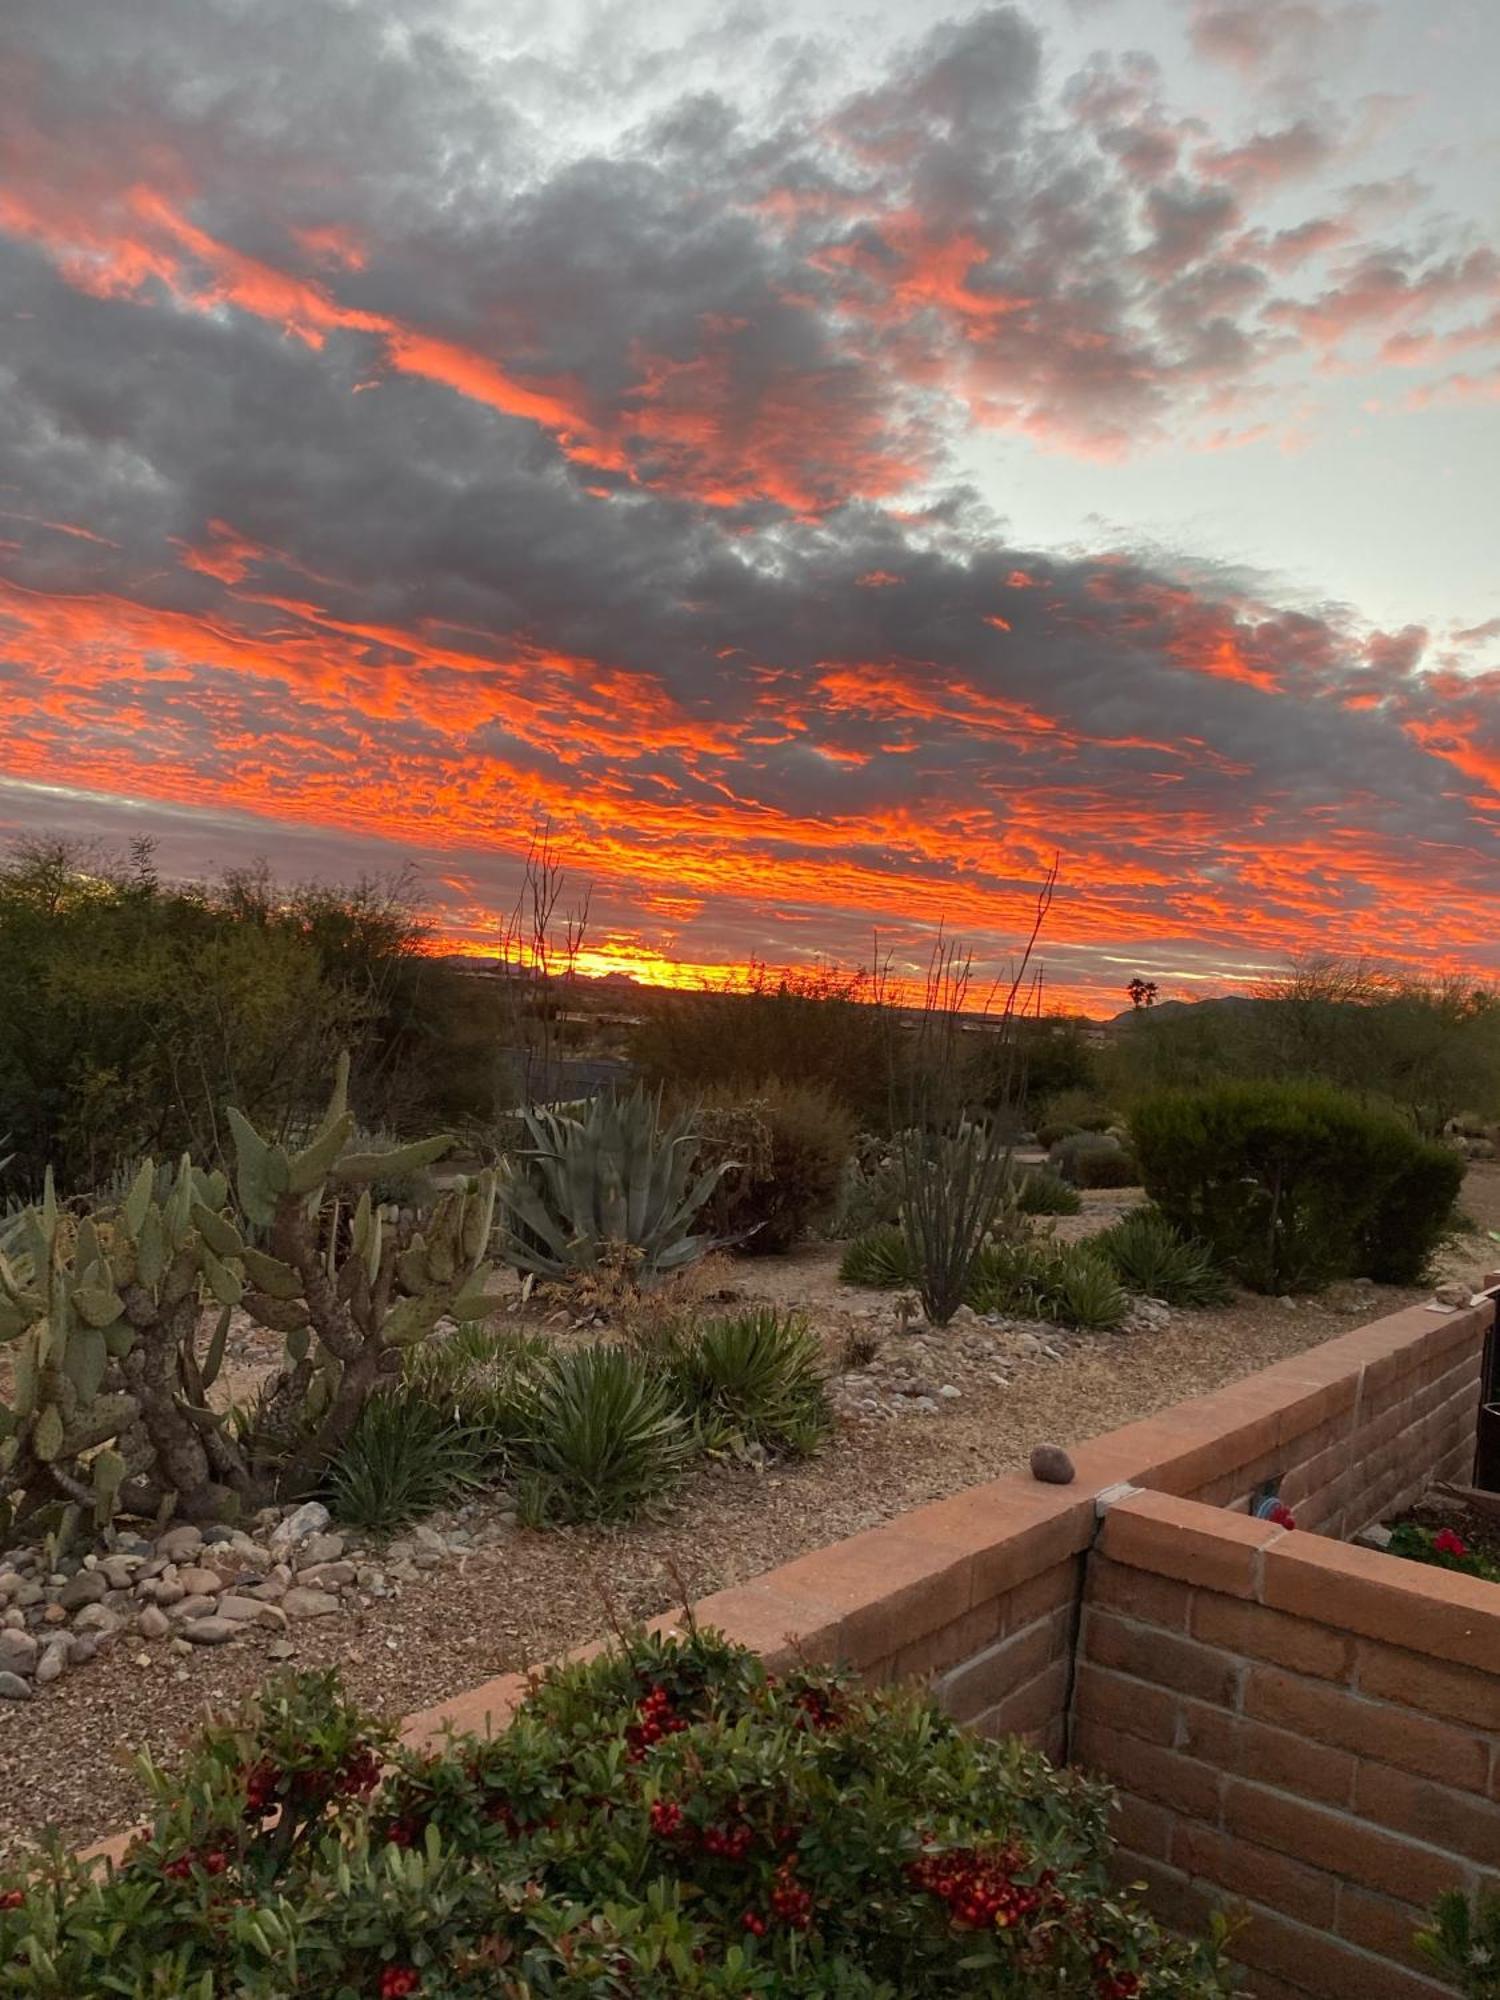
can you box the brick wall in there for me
[1074,1489,1500,2000]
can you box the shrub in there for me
[667,1309,831,1457]
[1035,1089,1116,1150]
[1387,1520,1500,1584]
[1051,1131,1140,1188]
[830,1146,903,1235]
[966,1239,1128,1331]
[0,1639,1232,1998]
[403,1323,551,1469]
[1418,1886,1500,1996]
[324,1391,484,1534]
[1131,1081,1464,1292]
[694,1083,855,1254]
[516,1343,694,1523]
[631,964,896,1125]
[898,1118,1014,1326]
[497,1086,730,1286]
[1013,1167,1083,1216]
[1092,1208,1234,1307]
[838,1224,917,1288]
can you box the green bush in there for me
[1130,1081,1464,1292]
[403,1323,552,1470]
[1387,1520,1500,1584]
[324,1392,485,1535]
[830,1147,903,1235]
[1418,1886,1500,1996]
[1013,1167,1083,1216]
[517,1344,694,1524]
[0,1639,1231,1998]
[1051,1131,1140,1188]
[694,1083,855,1254]
[1092,1209,1234,1307]
[966,1239,1128,1330]
[1035,1089,1116,1150]
[666,1309,831,1457]
[838,1224,917,1288]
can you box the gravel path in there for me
[3,1171,1495,1861]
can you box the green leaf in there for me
[190,1202,243,1260]
[123,1159,155,1238]
[32,1402,64,1462]
[65,1323,108,1402]
[242,1246,303,1299]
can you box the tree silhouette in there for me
[1128,976,1159,1011]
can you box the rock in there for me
[255,1603,289,1630]
[248,1577,287,1602]
[138,1578,185,1607]
[297,1562,356,1590]
[938,1383,962,1400]
[1030,1444,1076,1486]
[99,1557,141,1591]
[70,1605,122,1636]
[200,1523,238,1545]
[156,1525,204,1562]
[0,1671,32,1701]
[41,1603,67,1627]
[411,1551,442,1572]
[67,1634,99,1665]
[266,1638,296,1661]
[58,1570,108,1611]
[181,1617,238,1645]
[174,1566,226,1597]
[136,1606,170,1639]
[297,1532,346,1568]
[413,1524,447,1554]
[281,1587,340,1620]
[948,1304,979,1327]
[269,1502,331,1556]
[215,1595,264,1622]
[34,1640,68,1685]
[1353,1523,1393,1552]
[0,1630,38,1677]
[0,1608,23,1631]
[1434,1280,1474,1309]
[170,1594,219,1623]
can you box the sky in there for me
[0,0,1497,1010]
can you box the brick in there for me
[1083,1609,1243,1708]
[938,1607,1069,1724]
[908,1482,1092,1604]
[400,1670,528,1753]
[1223,1780,1464,1906]
[1245,1665,1490,1792]
[1337,1884,1449,1974]
[1111,1790,1175,1862]
[1356,1643,1500,1734]
[970,1655,1069,1743]
[998,1557,1081,1636]
[1354,1761,1500,1869]
[1087,1554,1193,1630]
[1072,1662,1178,1746]
[1099,1489,1285,1597]
[686,1582,844,1669]
[1234,1904,1453,2000]
[768,1526,973,1669]
[1192,1593,1355,1682]
[1106,1849,1222,1939]
[1174,1700,1356,1808]
[1172,1821,1338,1929]
[891,1598,1002,1683]
[1072,1716,1224,1820]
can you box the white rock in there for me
[269,1502,331,1556]
[71,1605,122,1636]
[938,1383,962,1400]
[156,1525,204,1562]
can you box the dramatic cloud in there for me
[0,0,1496,1004]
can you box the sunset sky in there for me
[1,0,1497,1009]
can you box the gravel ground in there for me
[2,1173,1496,1860]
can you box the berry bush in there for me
[0,1633,1231,1998]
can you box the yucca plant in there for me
[1013,1167,1082,1216]
[403,1322,550,1471]
[1051,1249,1130,1331]
[1092,1207,1234,1307]
[516,1344,694,1523]
[324,1391,485,1534]
[497,1087,730,1286]
[966,1238,1127,1331]
[838,1224,917,1288]
[666,1309,831,1457]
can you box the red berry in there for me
[0,1890,24,1911]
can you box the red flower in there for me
[1266,1501,1297,1531]
[1434,1527,1470,1558]
[379,1968,420,1999]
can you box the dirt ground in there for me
[2,1171,1496,1859]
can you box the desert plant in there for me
[496,1086,729,1286]
[898,1119,1015,1326]
[666,1309,831,1456]
[839,1223,917,1288]
[1418,1886,1500,1996]
[692,1082,855,1254]
[966,1238,1128,1331]
[323,1390,484,1533]
[1035,1089,1116,1150]
[0,1635,1232,1999]
[1013,1167,1083,1216]
[0,1058,495,1542]
[516,1343,694,1522]
[831,1146,904,1235]
[1092,1208,1234,1307]
[1130,1081,1464,1292]
[1051,1130,1140,1188]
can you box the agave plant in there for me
[838,1225,917,1288]
[496,1087,730,1285]
[666,1309,831,1457]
